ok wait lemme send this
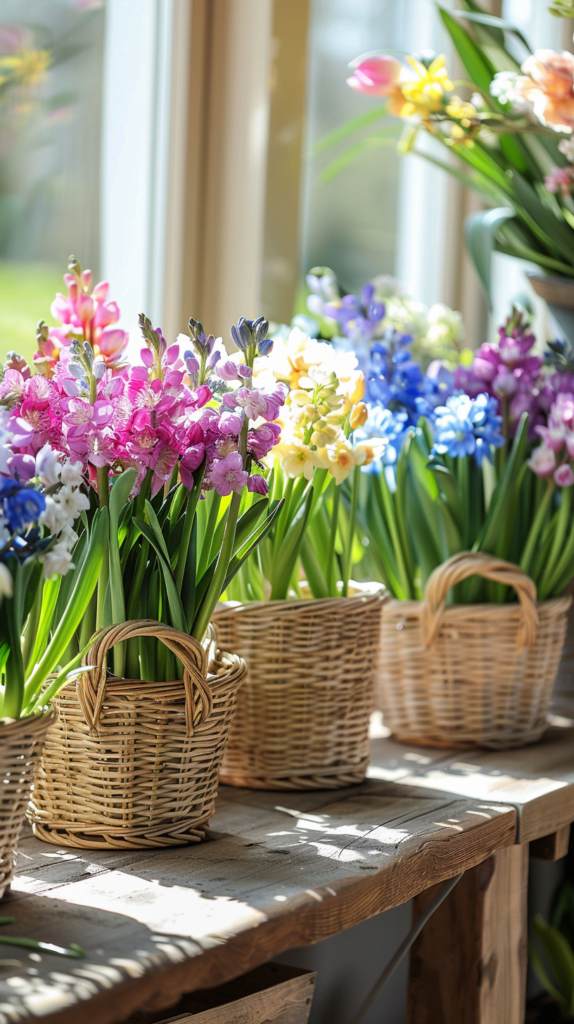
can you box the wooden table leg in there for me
[406,844,529,1024]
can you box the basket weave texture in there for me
[29,620,246,849]
[0,712,52,897]
[213,585,384,790]
[378,552,571,750]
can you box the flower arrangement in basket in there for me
[214,327,385,791]
[1,256,287,849]
[332,4,574,286]
[346,297,574,749]
[0,411,103,891]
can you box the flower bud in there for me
[350,402,368,429]
[290,390,310,406]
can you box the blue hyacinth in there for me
[431,394,505,464]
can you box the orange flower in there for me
[516,50,574,132]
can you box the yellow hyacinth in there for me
[0,48,51,88]
[390,54,452,119]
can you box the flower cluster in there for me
[0,411,89,594]
[493,50,574,134]
[1,266,285,506]
[305,267,465,366]
[33,256,129,377]
[431,394,505,466]
[346,52,488,144]
[256,328,371,484]
[528,393,574,487]
[454,308,546,433]
[454,307,574,438]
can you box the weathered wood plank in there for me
[0,781,515,1024]
[126,963,316,1024]
[371,706,574,842]
[530,825,571,861]
[407,844,528,1024]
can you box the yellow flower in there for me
[390,55,452,119]
[341,370,365,405]
[354,442,378,467]
[0,49,51,88]
[325,440,358,486]
[350,402,368,430]
[311,422,339,448]
[445,94,477,127]
[279,441,327,481]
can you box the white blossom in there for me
[35,444,60,486]
[559,136,574,163]
[39,496,70,534]
[57,486,90,522]
[0,563,12,599]
[41,541,75,580]
[59,460,85,489]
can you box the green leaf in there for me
[300,535,330,599]
[511,172,574,266]
[224,500,285,592]
[315,105,389,155]
[532,914,574,1012]
[133,518,186,633]
[465,207,515,305]
[452,9,531,53]
[24,509,109,706]
[270,488,314,600]
[320,132,400,183]
[438,6,496,92]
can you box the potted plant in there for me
[356,306,574,748]
[214,327,385,791]
[2,256,286,849]
[332,4,574,334]
[0,397,105,891]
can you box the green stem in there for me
[379,471,412,600]
[175,462,205,594]
[341,465,360,597]
[326,483,340,597]
[540,485,572,599]
[22,582,43,674]
[96,466,110,630]
[192,490,242,640]
[520,480,555,579]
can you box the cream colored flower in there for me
[340,370,365,405]
[311,422,339,448]
[325,439,358,485]
[279,440,327,480]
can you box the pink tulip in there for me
[347,56,403,97]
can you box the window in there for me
[0,1,105,359]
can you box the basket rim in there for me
[382,593,573,615]
[215,580,386,617]
[0,709,54,737]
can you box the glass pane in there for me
[0,1,105,362]
[299,0,454,301]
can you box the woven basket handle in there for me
[420,552,539,649]
[77,619,212,736]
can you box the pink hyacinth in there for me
[247,474,269,495]
[208,452,248,496]
[2,259,285,507]
[34,261,129,377]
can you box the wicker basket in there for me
[378,552,572,750]
[28,620,246,849]
[0,712,52,898]
[213,583,385,790]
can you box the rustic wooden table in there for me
[3,702,574,1024]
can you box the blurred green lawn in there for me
[0,260,62,365]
